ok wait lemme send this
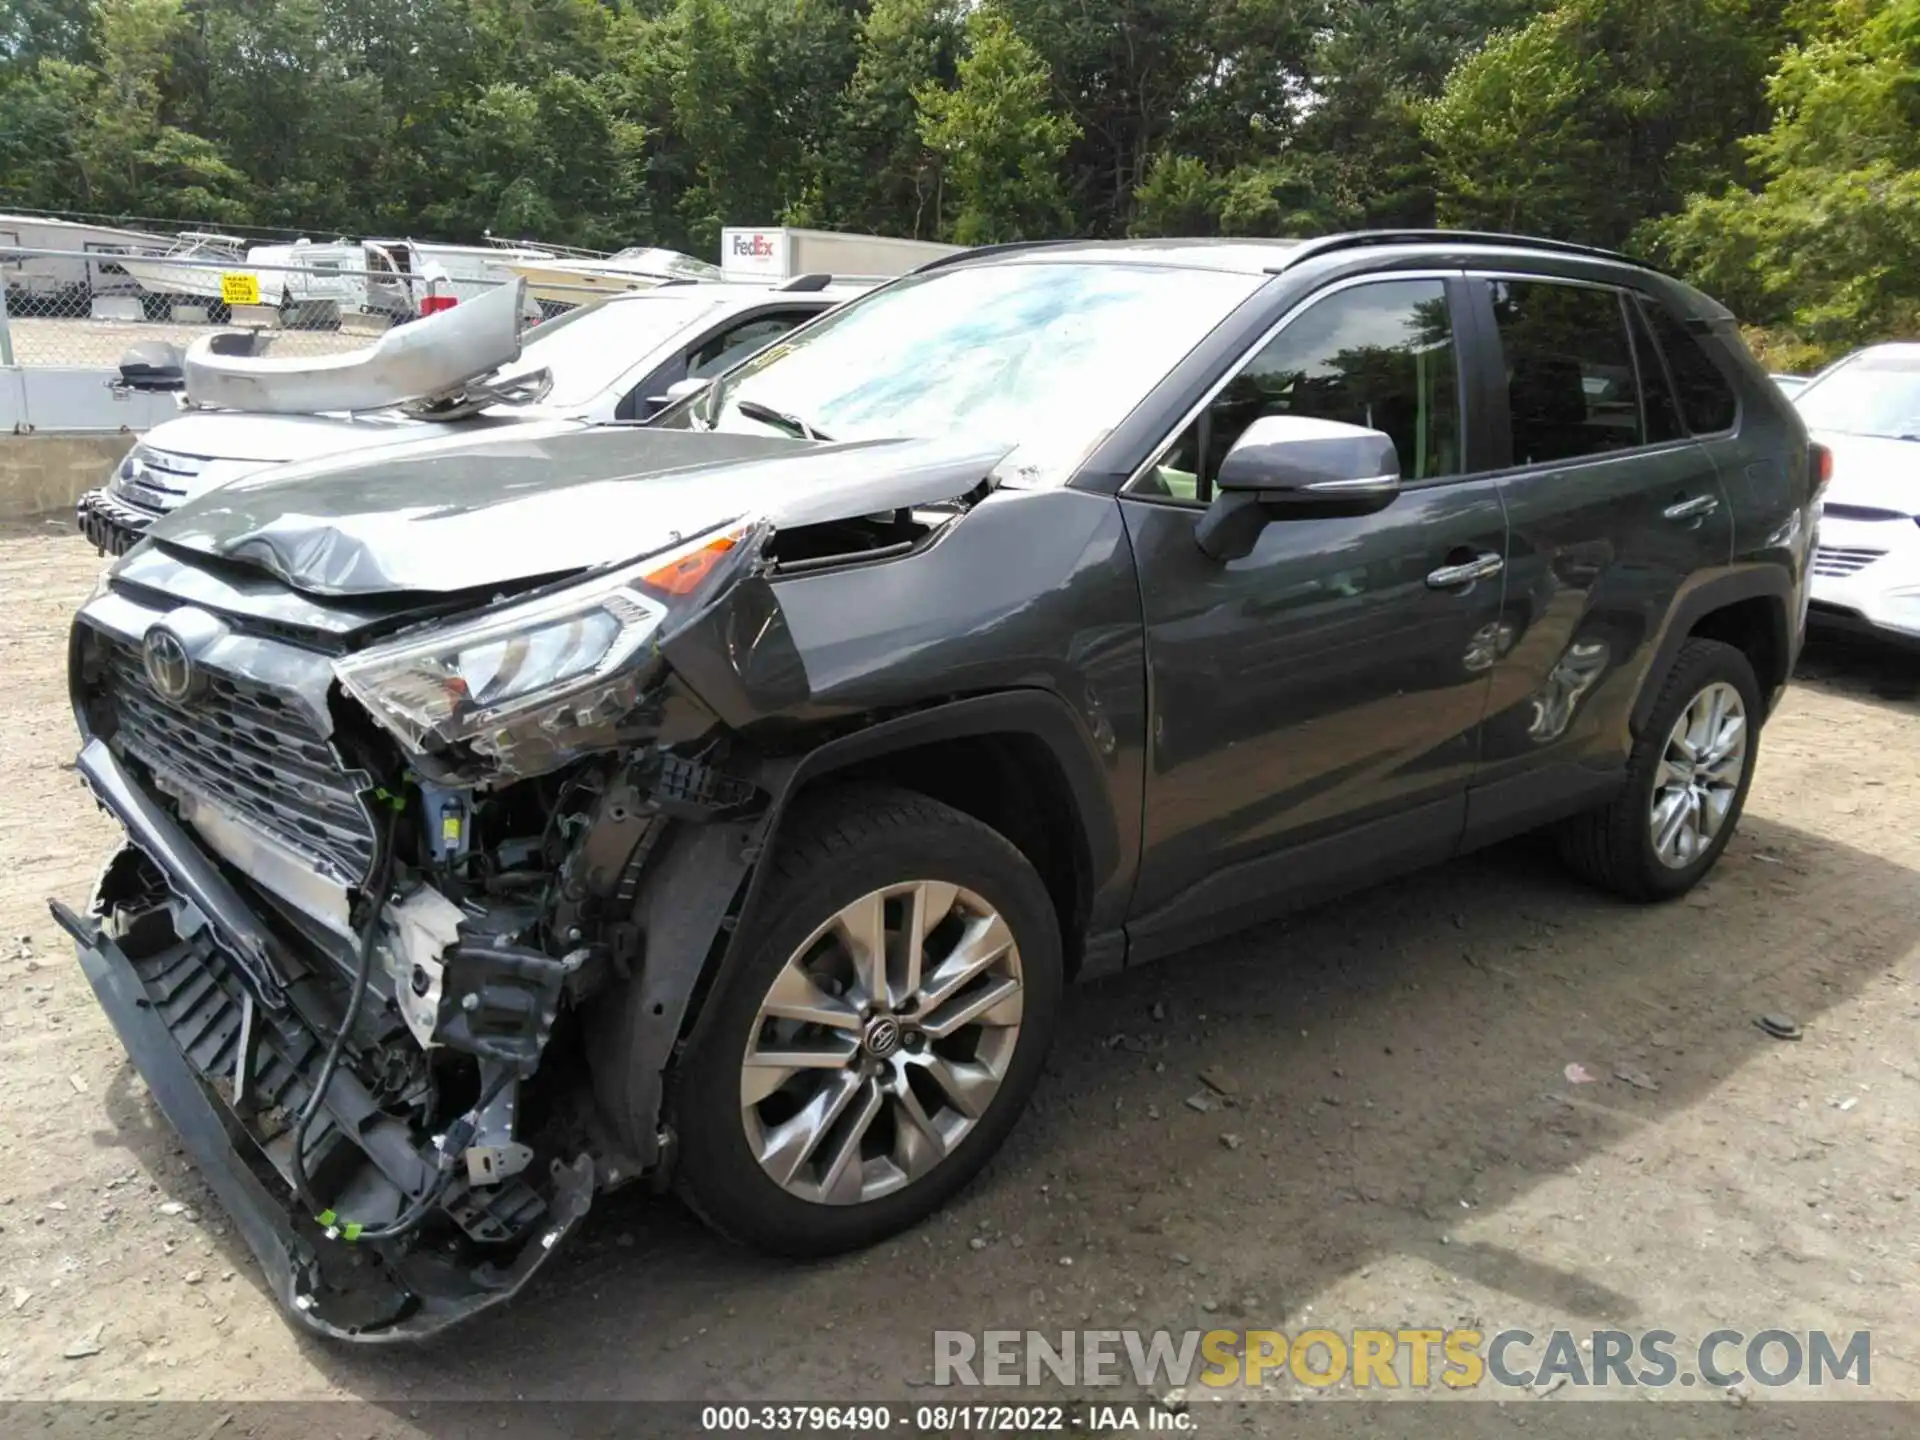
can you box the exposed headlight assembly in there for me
[334,520,762,777]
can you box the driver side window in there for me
[688,311,810,380]
[1137,279,1461,503]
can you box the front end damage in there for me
[50,492,967,1340]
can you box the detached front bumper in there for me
[53,743,594,1342]
[74,488,159,557]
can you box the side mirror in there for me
[648,376,712,409]
[1194,416,1402,562]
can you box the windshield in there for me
[507,293,728,409]
[680,261,1264,486]
[1795,355,1920,441]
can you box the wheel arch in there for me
[1632,569,1793,738]
[752,689,1122,981]
[587,689,1125,1176]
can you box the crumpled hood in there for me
[145,426,1011,596]
[1813,430,1920,516]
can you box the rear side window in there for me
[1627,300,1686,444]
[1488,279,1643,465]
[1641,300,1738,434]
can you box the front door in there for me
[1120,275,1510,959]
[1465,276,1734,840]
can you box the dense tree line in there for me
[1,0,1912,360]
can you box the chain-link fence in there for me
[2,245,601,370]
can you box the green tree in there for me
[50,0,249,220]
[0,59,95,208]
[1130,154,1223,237]
[1654,0,1920,356]
[1001,0,1320,236]
[666,0,862,251]
[827,0,962,238]
[0,0,94,69]
[916,6,1078,243]
[1423,0,1787,247]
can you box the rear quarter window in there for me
[1641,300,1739,434]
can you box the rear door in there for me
[1120,274,1512,957]
[1465,274,1733,840]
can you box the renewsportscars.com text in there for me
[932,1327,1872,1391]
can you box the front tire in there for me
[672,786,1063,1257]
[1558,637,1762,900]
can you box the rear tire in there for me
[672,785,1063,1257]
[1558,637,1761,900]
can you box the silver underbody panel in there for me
[164,784,355,937]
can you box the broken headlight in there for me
[334,521,757,773]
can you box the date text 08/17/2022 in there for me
[698,1404,1194,1433]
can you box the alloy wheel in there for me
[1649,680,1748,870]
[739,881,1024,1205]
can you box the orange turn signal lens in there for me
[642,532,740,596]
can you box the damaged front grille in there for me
[99,636,378,892]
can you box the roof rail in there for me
[1268,229,1664,275]
[909,239,1075,275]
[777,272,834,292]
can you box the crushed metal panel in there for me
[182,280,528,415]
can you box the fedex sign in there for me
[720,227,790,279]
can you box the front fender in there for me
[588,688,1128,1175]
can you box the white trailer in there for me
[0,213,176,306]
[719,227,961,282]
[365,239,554,321]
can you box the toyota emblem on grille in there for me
[142,626,197,702]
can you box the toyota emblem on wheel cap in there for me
[862,1015,903,1058]
[142,626,197,702]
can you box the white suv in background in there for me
[75,277,866,555]
[1796,343,1920,647]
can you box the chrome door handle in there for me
[1663,494,1719,522]
[1426,554,1504,589]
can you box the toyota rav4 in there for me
[53,232,1818,1341]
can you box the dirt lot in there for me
[1,524,1916,1419]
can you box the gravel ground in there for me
[1,525,1916,1421]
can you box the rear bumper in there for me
[75,488,158,557]
[54,747,595,1341]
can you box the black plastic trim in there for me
[1462,763,1625,851]
[1630,569,1793,737]
[1125,796,1465,966]
[909,240,1074,274]
[1272,230,1670,277]
[54,901,594,1342]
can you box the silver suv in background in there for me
[75,276,866,555]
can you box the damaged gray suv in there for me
[54,233,1818,1341]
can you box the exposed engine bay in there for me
[51,456,987,1338]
